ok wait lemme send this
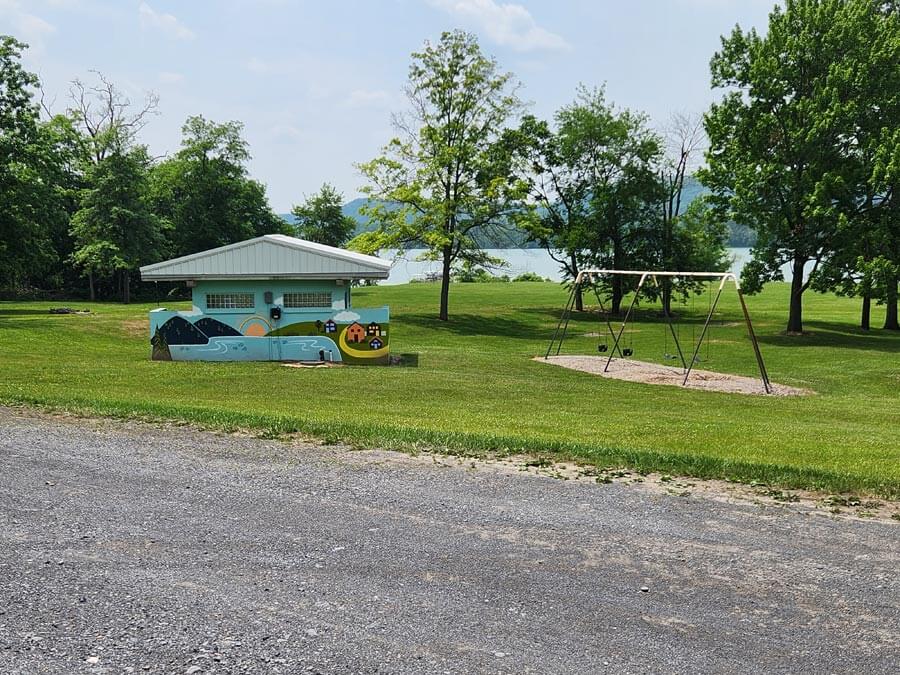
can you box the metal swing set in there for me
[545,269,772,394]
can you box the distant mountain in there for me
[279,179,756,248]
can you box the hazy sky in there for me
[1,0,776,211]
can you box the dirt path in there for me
[1,408,897,674]
[539,355,811,396]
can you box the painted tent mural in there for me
[150,307,390,365]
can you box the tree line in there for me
[355,1,899,331]
[2,0,899,334]
[0,36,289,303]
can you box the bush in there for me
[513,272,551,282]
[452,261,510,283]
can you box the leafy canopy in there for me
[356,30,526,319]
[291,183,356,248]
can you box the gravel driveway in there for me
[1,407,897,674]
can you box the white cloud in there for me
[332,311,360,323]
[429,0,569,52]
[158,71,184,84]
[0,1,56,52]
[138,2,194,40]
[268,123,303,142]
[345,88,393,109]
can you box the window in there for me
[284,292,331,308]
[206,293,254,310]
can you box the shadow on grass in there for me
[0,308,63,317]
[400,312,540,339]
[757,320,900,353]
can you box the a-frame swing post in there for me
[604,272,648,373]
[545,274,580,358]
[682,274,727,386]
[736,284,772,394]
[653,274,687,371]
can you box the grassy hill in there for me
[1,282,896,496]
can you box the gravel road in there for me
[1,407,897,674]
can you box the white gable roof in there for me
[140,235,391,281]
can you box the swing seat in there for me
[598,344,608,353]
[622,348,634,357]
[664,353,678,361]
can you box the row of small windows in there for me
[284,292,332,308]
[206,293,254,309]
[205,292,332,309]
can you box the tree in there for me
[503,113,592,310]
[150,116,288,257]
[808,1,900,330]
[70,147,165,303]
[701,0,877,334]
[560,88,663,314]
[0,36,70,290]
[871,125,900,330]
[68,71,159,164]
[291,183,356,247]
[356,30,526,320]
[656,113,708,314]
[508,87,664,314]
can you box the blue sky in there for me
[1,0,775,211]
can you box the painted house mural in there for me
[140,234,392,365]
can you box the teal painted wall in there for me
[148,278,389,364]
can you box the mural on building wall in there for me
[149,306,390,365]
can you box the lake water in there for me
[380,247,803,285]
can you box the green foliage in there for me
[291,183,356,247]
[70,147,165,301]
[451,259,510,283]
[149,115,289,257]
[701,0,899,333]
[508,87,719,313]
[0,282,898,496]
[357,30,527,320]
[513,272,550,282]
[0,36,74,289]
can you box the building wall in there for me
[149,279,389,365]
[191,279,349,315]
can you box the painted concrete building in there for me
[139,235,392,364]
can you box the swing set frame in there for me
[545,269,772,394]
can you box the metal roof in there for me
[139,235,392,281]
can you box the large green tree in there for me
[504,113,592,310]
[356,30,526,320]
[507,87,665,314]
[291,183,356,247]
[701,0,880,334]
[0,36,74,290]
[808,1,900,330]
[150,116,288,257]
[70,147,166,303]
[556,88,664,314]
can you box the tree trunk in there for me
[570,252,583,312]
[860,294,871,331]
[611,276,623,316]
[123,270,131,305]
[885,275,899,330]
[438,246,451,321]
[88,271,95,302]
[786,257,805,334]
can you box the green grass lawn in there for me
[1,282,898,496]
